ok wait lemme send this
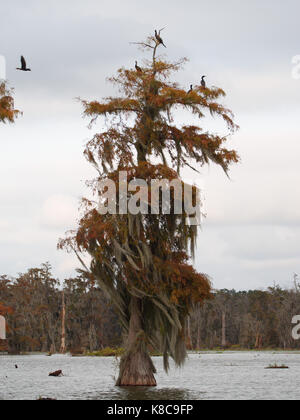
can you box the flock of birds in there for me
[17,31,207,93]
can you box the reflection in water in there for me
[89,387,204,401]
[114,387,202,401]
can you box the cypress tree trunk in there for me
[186,316,192,350]
[116,296,157,386]
[60,290,66,353]
[197,323,201,350]
[116,138,156,387]
[221,311,226,348]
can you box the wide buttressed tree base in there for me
[59,32,239,386]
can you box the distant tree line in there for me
[0,263,121,354]
[189,287,300,350]
[1,264,300,353]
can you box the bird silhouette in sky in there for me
[16,56,31,72]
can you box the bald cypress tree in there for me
[59,33,239,386]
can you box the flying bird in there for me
[187,85,193,94]
[201,76,206,88]
[155,30,166,48]
[16,56,31,72]
[135,61,142,72]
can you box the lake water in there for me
[1,352,300,400]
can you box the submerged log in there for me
[265,364,289,369]
[49,370,63,377]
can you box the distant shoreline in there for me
[2,349,300,357]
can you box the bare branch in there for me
[130,41,154,50]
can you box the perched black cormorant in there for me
[155,30,166,48]
[16,56,31,72]
[135,61,142,72]
[188,85,193,94]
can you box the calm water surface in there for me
[1,352,300,400]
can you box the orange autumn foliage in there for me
[0,82,21,124]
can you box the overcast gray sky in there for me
[1,0,300,290]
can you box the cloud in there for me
[0,0,300,289]
[40,194,78,229]
[195,224,300,290]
